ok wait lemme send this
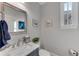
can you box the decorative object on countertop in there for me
[32,37,39,43]
[22,36,30,44]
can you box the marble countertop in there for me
[0,42,39,56]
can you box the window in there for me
[64,2,72,25]
[60,2,78,29]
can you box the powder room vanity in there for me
[0,42,39,56]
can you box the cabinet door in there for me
[27,48,39,56]
[60,2,78,29]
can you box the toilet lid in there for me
[39,49,50,56]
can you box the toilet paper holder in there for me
[70,49,79,56]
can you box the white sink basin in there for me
[8,42,39,56]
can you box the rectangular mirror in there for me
[3,3,27,33]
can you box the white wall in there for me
[40,2,79,56]
[6,2,41,44]
[24,2,41,39]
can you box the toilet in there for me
[39,49,51,56]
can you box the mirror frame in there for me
[3,2,27,33]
